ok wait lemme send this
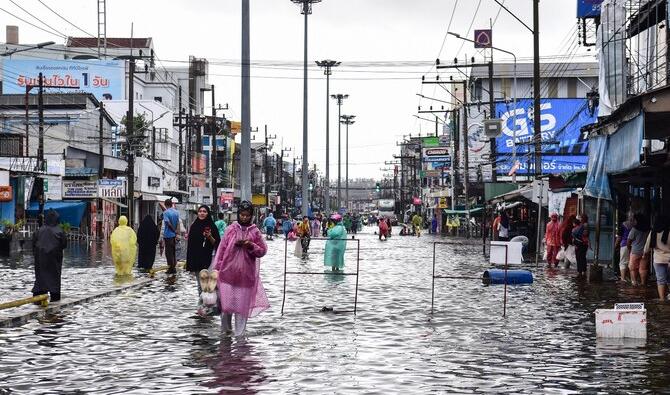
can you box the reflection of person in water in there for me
[201,337,266,393]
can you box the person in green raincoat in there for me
[343,214,352,233]
[325,214,347,271]
[110,215,137,276]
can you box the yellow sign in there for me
[252,194,267,206]
[438,197,448,209]
[230,121,242,134]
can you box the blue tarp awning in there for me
[584,114,644,200]
[26,200,87,227]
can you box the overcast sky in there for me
[5,0,594,179]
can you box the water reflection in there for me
[200,338,266,394]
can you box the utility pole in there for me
[37,73,45,226]
[330,93,348,211]
[461,80,470,237]
[316,59,340,215]
[98,101,105,238]
[210,84,218,215]
[340,114,355,211]
[126,59,135,227]
[533,0,541,178]
[264,125,276,211]
[290,0,323,217]
[488,59,497,182]
[241,0,252,202]
[178,86,184,191]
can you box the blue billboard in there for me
[2,59,124,100]
[577,0,604,18]
[495,98,597,176]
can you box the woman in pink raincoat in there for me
[214,200,269,336]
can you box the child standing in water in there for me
[213,201,269,336]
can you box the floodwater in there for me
[2,227,670,393]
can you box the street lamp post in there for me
[241,0,252,202]
[447,32,518,183]
[330,93,348,211]
[316,59,340,215]
[291,0,322,216]
[340,114,355,211]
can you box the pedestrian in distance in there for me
[378,216,389,240]
[644,214,670,300]
[185,205,221,298]
[431,214,438,235]
[616,213,634,282]
[311,216,321,238]
[162,198,180,275]
[497,212,510,242]
[559,215,578,268]
[544,213,561,268]
[137,214,160,272]
[110,215,137,277]
[32,209,67,302]
[298,216,311,255]
[325,214,347,271]
[572,214,590,278]
[492,212,501,241]
[215,212,227,238]
[627,213,651,286]
[213,200,269,336]
[263,213,276,240]
[282,215,293,239]
[412,212,422,237]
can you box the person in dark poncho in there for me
[137,214,160,271]
[32,209,67,302]
[186,205,221,294]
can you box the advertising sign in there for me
[495,98,596,175]
[45,176,62,200]
[422,147,450,162]
[0,186,12,202]
[577,0,604,18]
[2,59,124,100]
[63,180,98,199]
[98,179,125,198]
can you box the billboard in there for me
[495,98,596,175]
[2,59,124,100]
[577,0,604,18]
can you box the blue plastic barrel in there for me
[482,269,533,285]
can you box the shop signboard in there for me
[2,59,124,100]
[63,180,97,199]
[422,147,450,162]
[98,179,125,198]
[495,98,597,175]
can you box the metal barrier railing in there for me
[281,237,361,315]
[431,241,510,317]
[0,294,49,310]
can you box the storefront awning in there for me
[442,207,484,215]
[584,114,644,200]
[489,185,534,204]
[26,200,87,227]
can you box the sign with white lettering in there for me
[63,180,97,199]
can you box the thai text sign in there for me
[98,179,125,198]
[63,180,98,199]
[495,98,596,175]
[2,60,124,100]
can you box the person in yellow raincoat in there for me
[111,215,137,276]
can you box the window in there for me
[567,78,577,97]
[471,79,483,102]
[547,78,559,98]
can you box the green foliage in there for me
[121,113,150,134]
[59,222,72,233]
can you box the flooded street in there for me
[2,227,670,393]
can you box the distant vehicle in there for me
[377,199,397,225]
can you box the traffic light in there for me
[375,182,381,193]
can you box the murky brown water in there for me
[1,228,669,393]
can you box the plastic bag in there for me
[294,239,303,258]
[564,245,577,264]
[556,247,566,261]
[542,248,548,261]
